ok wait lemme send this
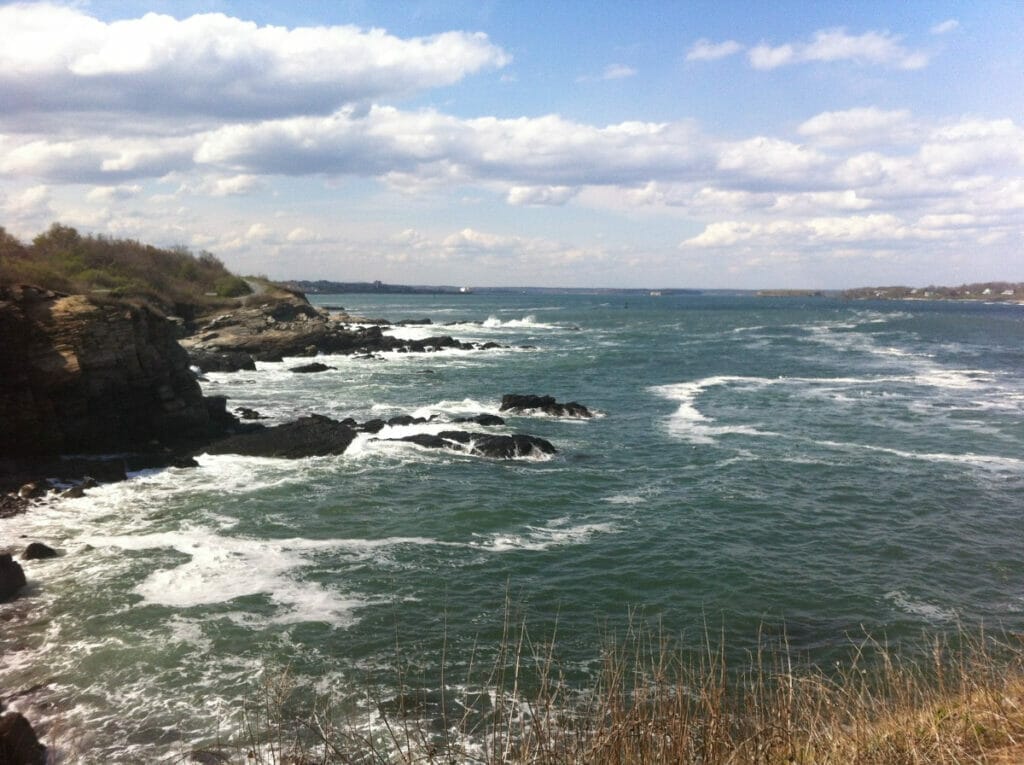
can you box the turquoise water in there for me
[3,293,1024,760]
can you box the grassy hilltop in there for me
[0,223,253,319]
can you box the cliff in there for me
[0,284,228,458]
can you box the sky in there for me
[1,1,1022,289]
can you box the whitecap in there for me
[885,590,958,623]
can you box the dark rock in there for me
[22,543,57,561]
[169,456,200,469]
[205,415,356,459]
[390,430,556,459]
[289,362,334,374]
[234,407,266,420]
[453,414,505,426]
[0,711,47,765]
[189,749,231,764]
[394,318,433,326]
[470,434,557,459]
[480,342,503,350]
[360,419,386,434]
[187,349,256,373]
[0,494,29,519]
[394,433,451,450]
[17,481,50,500]
[499,394,593,418]
[0,554,27,601]
[387,415,433,427]
[59,484,86,499]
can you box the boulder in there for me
[0,554,27,601]
[17,481,50,500]
[453,414,505,426]
[22,542,57,561]
[234,407,266,420]
[187,349,257,373]
[390,430,556,459]
[205,415,357,459]
[0,712,47,765]
[288,362,334,374]
[499,394,593,418]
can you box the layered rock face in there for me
[0,285,222,456]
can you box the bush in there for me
[215,275,253,298]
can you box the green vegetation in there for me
[843,283,1024,302]
[0,223,252,317]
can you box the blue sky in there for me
[1,1,1022,288]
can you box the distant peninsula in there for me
[841,282,1024,302]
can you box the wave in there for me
[470,518,617,552]
[886,590,958,623]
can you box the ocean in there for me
[3,292,1024,761]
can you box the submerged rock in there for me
[453,413,506,426]
[205,414,356,459]
[0,554,27,601]
[288,361,334,374]
[499,394,593,418]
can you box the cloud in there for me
[506,185,577,206]
[749,28,928,70]
[686,39,743,62]
[602,63,637,80]
[0,3,509,122]
[930,19,959,35]
[797,107,915,148]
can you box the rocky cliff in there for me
[0,285,227,457]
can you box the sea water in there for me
[3,293,1024,761]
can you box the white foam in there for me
[471,518,616,552]
[651,376,776,444]
[814,439,1024,471]
[886,591,958,623]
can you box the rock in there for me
[205,415,357,459]
[234,407,266,420]
[387,415,433,427]
[390,430,556,459]
[360,419,386,434]
[187,349,256,373]
[499,394,593,418]
[17,481,50,500]
[0,494,29,519]
[59,484,86,499]
[0,554,27,601]
[0,712,47,765]
[453,414,506,426]
[22,542,57,561]
[0,285,231,456]
[394,318,433,326]
[288,362,334,373]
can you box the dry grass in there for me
[208,616,1024,765]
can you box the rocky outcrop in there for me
[390,430,556,459]
[204,414,357,458]
[499,394,593,418]
[0,554,27,601]
[181,292,504,363]
[0,285,232,456]
[0,711,47,765]
[188,348,256,373]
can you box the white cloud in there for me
[798,107,915,148]
[930,19,959,35]
[506,185,577,206]
[0,4,509,122]
[602,64,637,80]
[85,184,143,202]
[686,39,743,62]
[749,28,928,70]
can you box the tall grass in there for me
[189,615,1024,764]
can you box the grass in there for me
[170,615,1024,764]
[0,223,251,318]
